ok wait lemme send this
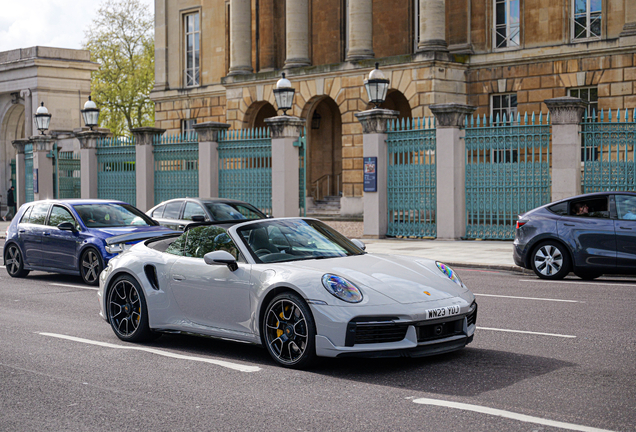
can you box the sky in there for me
[0,0,154,53]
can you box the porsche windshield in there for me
[73,203,156,228]
[237,219,364,263]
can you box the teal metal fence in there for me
[295,128,307,216]
[153,133,199,205]
[96,136,136,205]
[218,128,272,215]
[24,143,34,203]
[465,112,551,240]
[581,109,636,192]
[56,151,81,199]
[386,117,437,238]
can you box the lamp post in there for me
[34,102,52,135]
[273,73,295,115]
[364,63,390,109]
[81,95,100,130]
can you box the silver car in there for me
[98,218,477,368]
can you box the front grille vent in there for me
[416,319,463,342]
[466,303,478,327]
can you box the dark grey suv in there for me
[514,192,636,280]
[147,198,267,231]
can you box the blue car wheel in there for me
[4,244,30,278]
[80,248,103,286]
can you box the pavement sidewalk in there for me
[0,219,522,272]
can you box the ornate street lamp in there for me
[273,73,295,115]
[81,95,100,130]
[34,102,52,135]
[364,63,390,109]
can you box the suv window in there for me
[29,203,51,225]
[184,225,239,259]
[548,202,568,216]
[48,205,76,227]
[163,201,183,219]
[615,195,636,221]
[570,197,609,218]
[183,202,208,221]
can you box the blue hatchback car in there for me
[3,199,176,285]
[514,191,636,280]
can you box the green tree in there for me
[84,0,154,136]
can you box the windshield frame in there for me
[72,203,158,228]
[234,218,365,264]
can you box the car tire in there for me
[262,292,316,369]
[531,241,571,280]
[80,248,103,286]
[107,274,157,342]
[574,271,602,280]
[4,244,30,278]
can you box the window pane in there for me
[590,14,601,37]
[493,95,501,109]
[502,94,510,107]
[163,201,183,219]
[510,0,519,23]
[48,205,75,226]
[590,0,601,12]
[152,204,165,218]
[29,203,50,225]
[183,202,207,221]
[496,2,506,25]
[187,15,193,32]
[574,17,587,38]
[589,87,598,101]
[510,94,517,107]
[574,0,586,14]
[194,13,199,31]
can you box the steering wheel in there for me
[255,248,273,257]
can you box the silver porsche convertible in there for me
[98,218,477,368]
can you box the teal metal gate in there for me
[153,133,199,204]
[218,128,272,215]
[24,143,34,203]
[465,113,551,240]
[295,128,307,216]
[581,109,636,192]
[56,151,81,198]
[96,137,136,205]
[10,159,16,190]
[386,117,437,238]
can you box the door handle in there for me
[172,274,185,281]
[619,226,632,230]
[564,223,575,226]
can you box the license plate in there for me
[425,305,460,319]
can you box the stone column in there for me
[264,116,305,217]
[30,135,57,201]
[11,139,28,208]
[132,127,165,211]
[194,122,230,198]
[545,97,587,202]
[355,109,399,238]
[76,130,109,199]
[418,0,448,52]
[346,0,374,61]
[20,89,33,137]
[284,0,310,68]
[620,0,636,38]
[229,0,253,75]
[430,103,476,240]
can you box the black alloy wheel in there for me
[531,241,571,280]
[107,275,156,342]
[80,248,103,286]
[4,244,30,278]
[263,293,316,369]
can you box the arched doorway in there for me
[246,101,277,129]
[0,103,24,198]
[307,97,342,201]
[368,89,412,119]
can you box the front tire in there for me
[4,244,30,278]
[107,274,156,342]
[262,293,316,369]
[80,248,103,286]
[531,241,571,280]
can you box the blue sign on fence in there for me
[363,157,377,192]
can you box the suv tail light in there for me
[516,220,527,229]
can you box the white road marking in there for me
[49,283,98,291]
[0,265,5,268]
[474,293,579,303]
[412,398,615,432]
[477,327,576,338]
[520,279,636,287]
[39,333,261,373]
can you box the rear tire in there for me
[4,244,30,278]
[80,248,103,286]
[531,241,571,280]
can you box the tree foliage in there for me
[84,0,154,136]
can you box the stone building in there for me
[151,0,636,216]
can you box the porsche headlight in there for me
[321,274,363,303]
[436,262,463,287]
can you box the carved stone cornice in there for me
[354,109,399,134]
[12,138,30,154]
[429,104,476,128]
[131,127,166,145]
[264,116,306,139]
[545,97,588,125]
[76,130,110,149]
[193,122,230,142]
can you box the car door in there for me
[41,205,80,270]
[613,194,636,271]
[168,225,253,335]
[557,195,616,270]
[181,201,208,227]
[19,202,51,267]
[158,200,184,230]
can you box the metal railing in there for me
[153,132,199,205]
[96,136,136,205]
[465,112,551,240]
[57,151,81,199]
[581,109,636,192]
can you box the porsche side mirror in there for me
[58,222,77,232]
[351,239,366,251]
[204,250,238,271]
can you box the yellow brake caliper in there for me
[277,309,286,338]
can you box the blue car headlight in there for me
[436,262,463,287]
[321,274,363,303]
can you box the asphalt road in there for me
[1,242,635,431]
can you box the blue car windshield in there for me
[73,204,156,228]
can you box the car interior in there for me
[569,197,609,218]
